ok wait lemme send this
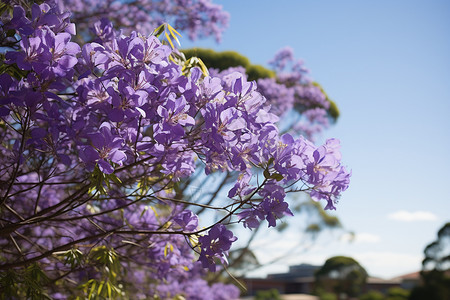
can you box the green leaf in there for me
[109,172,122,185]
[88,280,96,299]
[23,264,51,299]
[167,24,181,37]
[152,24,165,37]
[0,3,11,17]
[57,248,83,268]
[6,29,16,37]
[263,169,271,179]
[164,31,175,49]
[0,269,19,298]
[97,281,104,296]
[167,24,182,47]
[270,173,284,181]
[182,57,209,77]
[164,243,173,257]
[0,63,28,79]
[107,281,112,299]
[197,57,209,76]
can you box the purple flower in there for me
[80,123,127,174]
[228,172,255,199]
[92,18,116,44]
[259,182,293,227]
[156,93,195,135]
[238,208,264,230]
[173,210,198,232]
[6,34,51,71]
[44,30,80,77]
[307,138,342,184]
[59,0,229,42]
[198,224,237,271]
[211,282,240,300]
[8,5,34,35]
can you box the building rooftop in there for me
[392,271,421,280]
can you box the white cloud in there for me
[387,210,438,222]
[341,232,381,244]
[353,252,422,278]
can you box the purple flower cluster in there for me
[0,2,349,299]
[5,3,79,82]
[263,47,333,140]
[209,47,334,141]
[156,263,240,299]
[59,0,229,42]
[234,134,350,229]
[198,224,238,271]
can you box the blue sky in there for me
[183,0,450,278]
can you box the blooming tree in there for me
[0,1,350,299]
[259,47,337,141]
[183,47,339,141]
[180,48,344,278]
[59,0,229,42]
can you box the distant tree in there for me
[314,256,368,300]
[182,48,275,81]
[422,222,450,272]
[409,222,450,300]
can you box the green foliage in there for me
[314,287,337,300]
[182,48,275,81]
[88,166,122,196]
[409,269,450,300]
[409,222,450,300]
[311,82,340,120]
[247,64,276,81]
[56,248,84,269]
[89,246,121,277]
[182,56,210,77]
[0,2,13,17]
[77,279,124,300]
[0,269,20,299]
[0,58,29,79]
[152,23,181,50]
[327,99,340,120]
[182,48,249,69]
[263,167,284,182]
[422,222,450,271]
[74,246,125,299]
[0,263,52,300]
[317,291,337,300]
[386,287,409,300]
[254,288,282,300]
[409,283,449,300]
[360,290,385,300]
[181,49,340,123]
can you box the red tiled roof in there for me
[392,271,421,280]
